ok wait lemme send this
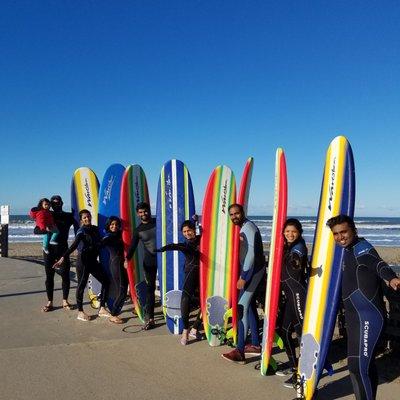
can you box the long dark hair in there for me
[105,216,122,232]
[37,198,50,209]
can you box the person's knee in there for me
[237,304,244,320]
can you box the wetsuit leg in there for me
[181,268,199,330]
[75,258,90,312]
[346,290,384,400]
[59,257,71,301]
[237,269,263,352]
[43,251,56,302]
[280,301,298,368]
[144,263,157,320]
[111,263,128,316]
[90,261,110,308]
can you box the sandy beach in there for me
[1,245,400,400]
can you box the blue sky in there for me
[1,1,399,216]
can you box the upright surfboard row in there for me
[69,135,356,398]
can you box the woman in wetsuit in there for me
[277,218,308,383]
[157,219,202,345]
[100,216,128,324]
[54,209,111,322]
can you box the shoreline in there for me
[8,242,400,266]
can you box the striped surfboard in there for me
[200,165,237,346]
[120,164,150,323]
[260,148,288,375]
[298,136,355,399]
[71,167,101,309]
[156,159,196,334]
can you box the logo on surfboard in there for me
[84,179,92,207]
[328,157,336,211]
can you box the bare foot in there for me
[98,307,112,318]
[77,311,90,322]
[42,302,53,312]
[109,316,123,324]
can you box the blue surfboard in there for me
[98,163,125,312]
[156,160,196,334]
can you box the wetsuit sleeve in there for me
[240,229,255,281]
[62,231,82,258]
[359,247,398,283]
[287,252,303,269]
[158,242,198,255]
[71,215,80,234]
[126,231,139,260]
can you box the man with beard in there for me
[222,203,265,364]
[125,202,157,330]
[40,195,78,312]
[327,214,400,400]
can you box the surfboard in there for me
[98,163,125,311]
[225,156,254,345]
[156,159,196,334]
[200,165,237,346]
[260,148,288,375]
[298,136,355,399]
[120,164,150,323]
[71,167,101,309]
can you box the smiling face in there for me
[137,208,150,223]
[41,200,50,210]
[80,212,92,226]
[109,220,120,233]
[331,222,356,248]
[182,226,196,240]
[229,205,244,226]
[283,225,301,244]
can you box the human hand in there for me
[237,278,246,290]
[389,277,400,290]
[124,259,129,269]
[53,257,64,269]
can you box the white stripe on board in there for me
[172,160,179,334]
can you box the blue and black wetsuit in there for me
[342,237,398,400]
[237,219,265,352]
[158,236,202,331]
[278,238,308,368]
[101,231,128,316]
[126,218,157,321]
[62,225,109,312]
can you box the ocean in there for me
[6,215,400,247]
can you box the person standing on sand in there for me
[125,202,158,330]
[222,204,265,364]
[157,219,203,345]
[327,214,400,400]
[53,209,111,322]
[37,195,78,312]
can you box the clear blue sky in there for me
[1,1,399,216]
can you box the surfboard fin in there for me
[274,332,284,349]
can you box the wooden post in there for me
[0,205,10,257]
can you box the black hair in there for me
[326,214,356,232]
[50,195,63,204]
[228,203,244,214]
[136,202,150,212]
[79,209,91,220]
[181,220,196,231]
[283,218,303,235]
[37,198,50,209]
[105,216,121,232]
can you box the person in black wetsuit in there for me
[276,219,308,387]
[54,209,111,322]
[157,219,202,345]
[125,202,157,330]
[101,216,128,324]
[327,214,400,400]
[40,195,79,312]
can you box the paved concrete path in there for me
[0,257,398,400]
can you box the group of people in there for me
[30,197,400,400]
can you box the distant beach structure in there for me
[10,214,400,247]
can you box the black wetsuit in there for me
[278,238,308,368]
[158,236,202,331]
[342,237,398,400]
[126,218,157,321]
[62,225,109,312]
[43,210,78,302]
[101,231,128,316]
